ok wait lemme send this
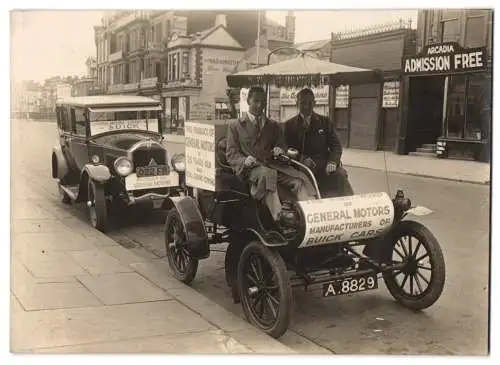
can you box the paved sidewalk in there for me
[341,149,490,185]
[163,134,491,185]
[10,194,295,354]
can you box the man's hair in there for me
[297,88,315,100]
[248,86,266,100]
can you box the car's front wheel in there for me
[382,220,445,311]
[87,180,109,233]
[164,208,198,284]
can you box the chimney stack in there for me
[215,14,227,28]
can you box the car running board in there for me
[59,184,79,201]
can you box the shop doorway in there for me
[406,75,445,152]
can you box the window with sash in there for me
[465,16,486,48]
[440,19,460,43]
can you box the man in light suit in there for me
[226,86,316,222]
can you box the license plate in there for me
[136,165,169,177]
[322,273,378,297]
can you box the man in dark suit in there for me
[283,87,353,197]
[226,86,316,222]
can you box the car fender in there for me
[51,145,68,179]
[164,196,209,259]
[74,164,111,202]
[84,164,112,183]
[405,206,434,217]
[242,228,289,247]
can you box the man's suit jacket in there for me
[226,112,286,178]
[283,112,343,174]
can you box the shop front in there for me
[399,42,491,161]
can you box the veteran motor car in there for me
[51,96,185,232]
[162,120,446,338]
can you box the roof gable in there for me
[198,25,243,48]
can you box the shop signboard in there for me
[402,42,487,76]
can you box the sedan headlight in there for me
[171,154,185,172]
[114,157,134,176]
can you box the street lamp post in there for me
[264,46,303,118]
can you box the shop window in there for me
[445,74,488,140]
[446,75,466,138]
[465,16,486,48]
[465,75,488,140]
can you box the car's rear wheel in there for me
[382,220,445,311]
[237,241,292,338]
[87,180,109,233]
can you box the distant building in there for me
[73,57,97,96]
[11,80,43,118]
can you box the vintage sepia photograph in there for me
[8,3,494,360]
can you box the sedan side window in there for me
[57,106,71,132]
[71,107,87,136]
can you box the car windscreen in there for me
[89,110,160,135]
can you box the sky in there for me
[10,8,419,84]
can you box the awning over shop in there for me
[226,53,383,88]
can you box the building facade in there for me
[91,10,294,133]
[162,20,244,130]
[398,9,492,161]
[228,20,416,151]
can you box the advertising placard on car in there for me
[297,192,395,247]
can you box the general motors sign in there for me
[402,42,487,76]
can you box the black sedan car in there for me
[51,95,185,232]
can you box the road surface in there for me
[13,119,490,355]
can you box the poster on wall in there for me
[280,85,329,106]
[335,85,349,108]
[382,81,400,108]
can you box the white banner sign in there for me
[184,122,216,191]
[90,119,159,135]
[125,171,180,191]
[298,192,395,248]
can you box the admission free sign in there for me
[402,42,487,76]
